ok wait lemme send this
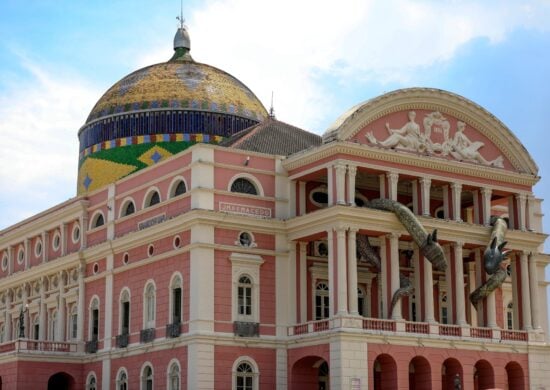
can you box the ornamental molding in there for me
[321,88,538,176]
[284,141,538,188]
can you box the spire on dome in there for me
[171,13,193,61]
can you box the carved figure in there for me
[366,198,447,272]
[469,216,509,308]
[450,121,504,168]
[356,234,414,318]
[366,111,424,151]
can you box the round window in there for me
[52,233,61,251]
[239,232,252,247]
[93,263,99,274]
[1,254,8,271]
[148,244,154,257]
[17,248,25,264]
[122,252,129,265]
[72,224,80,243]
[173,236,181,249]
[35,240,43,257]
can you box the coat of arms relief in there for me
[365,111,504,168]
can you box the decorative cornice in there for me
[284,141,538,188]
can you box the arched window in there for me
[168,361,180,390]
[91,212,105,229]
[141,365,153,390]
[440,293,448,324]
[0,324,5,343]
[144,190,160,208]
[120,289,130,335]
[506,302,514,330]
[309,185,328,208]
[170,275,183,325]
[86,374,97,390]
[233,360,258,390]
[89,297,100,341]
[121,199,135,217]
[32,316,40,340]
[435,206,445,219]
[144,283,156,329]
[117,369,128,390]
[315,282,330,320]
[238,276,252,317]
[230,178,258,195]
[170,179,187,198]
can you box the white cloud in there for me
[0,57,100,230]
[135,0,549,132]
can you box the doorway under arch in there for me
[505,361,525,390]
[473,360,494,390]
[290,355,329,390]
[47,372,75,390]
[409,356,431,390]
[441,358,463,390]
[373,353,397,390]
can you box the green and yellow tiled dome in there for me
[77,26,267,195]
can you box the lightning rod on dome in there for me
[176,0,185,28]
[269,91,276,119]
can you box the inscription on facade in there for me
[138,214,166,230]
[219,202,271,218]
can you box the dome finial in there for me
[174,0,190,52]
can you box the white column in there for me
[528,253,540,329]
[472,190,480,224]
[467,262,477,327]
[7,246,13,276]
[442,185,450,219]
[80,214,88,250]
[387,172,399,201]
[388,233,401,320]
[451,183,462,222]
[299,242,308,323]
[61,222,67,256]
[298,181,306,216]
[39,278,46,340]
[507,195,517,229]
[379,174,386,199]
[379,236,388,318]
[444,245,454,323]
[57,272,66,341]
[42,231,49,263]
[288,180,296,218]
[335,164,347,205]
[516,194,527,231]
[77,262,85,341]
[347,228,358,315]
[327,230,335,317]
[520,251,532,330]
[327,166,334,206]
[422,250,435,323]
[103,254,114,349]
[527,194,536,231]
[5,292,11,341]
[24,239,30,270]
[474,248,483,326]
[412,246,422,321]
[510,254,519,328]
[453,242,467,325]
[336,228,348,315]
[411,180,419,215]
[347,165,357,206]
[481,188,492,226]
[419,178,431,216]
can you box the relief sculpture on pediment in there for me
[366,110,504,168]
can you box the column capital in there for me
[480,187,493,196]
[334,163,347,173]
[334,226,348,234]
[450,182,462,191]
[386,171,399,180]
[521,250,531,258]
[419,177,431,186]
[453,241,464,248]
[515,193,527,201]
[385,232,401,240]
[348,227,359,234]
[347,165,357,175]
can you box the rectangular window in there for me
[122,302,130,334]
[92,309,99,340]
[441,307,448,324]
[71,313,78,339]
[238,286,252,315]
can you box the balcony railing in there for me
[233,321,260,337]
[140,328,156,343]
[166,322,181,338]
[116,333,129,348]
[363,318,396,332]
[85,339,98,353]
[439,324,461,337]
[287,317,531,345]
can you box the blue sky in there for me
[1,0,549,253]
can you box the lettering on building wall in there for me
[219,202,271,218]
[138,214,166,230]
